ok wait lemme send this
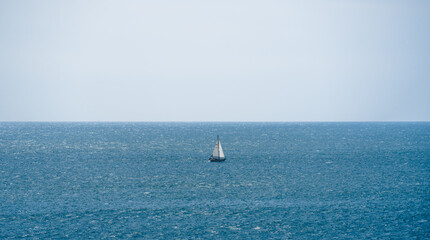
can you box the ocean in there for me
[0,122,429,239]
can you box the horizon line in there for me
[1,120,429,123]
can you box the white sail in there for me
[212,139,220,157]
[211,136,225,159]
[218,140,225,158]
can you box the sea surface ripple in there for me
[0,122,429,239]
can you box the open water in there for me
[0,122,429,239]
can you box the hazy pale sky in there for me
[1,0,429,121]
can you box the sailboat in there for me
[209,135,226,162]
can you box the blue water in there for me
[0,122,429,239]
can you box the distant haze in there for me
[1,0,429,121]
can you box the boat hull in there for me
[209,157,226,162]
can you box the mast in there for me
[217,135,220,159]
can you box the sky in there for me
[0,0,429,121]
